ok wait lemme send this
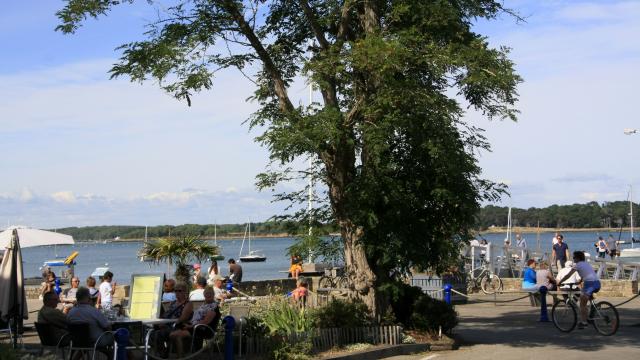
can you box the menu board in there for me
[128,273,163,320]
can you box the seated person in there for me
[535,261,557,291]
[288,255,303,279]
[169,287,220,357]
[61,277,81,314]
[290,277,309,303]
[556,260,581,290]
[154,282,193,357]
[37,291,68,342]
[522,259,537,289]
[40,271,57,299]
[189,277,207,301]
[211,275,231,304]
[162,279,177,302]
[86,276,100,306]
[67,287,112,347]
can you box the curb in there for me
[321,342,454,360]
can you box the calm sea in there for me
[20,230,638,284]
[21,237,297,284]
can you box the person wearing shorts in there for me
[558,251,601,329]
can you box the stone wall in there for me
[500,278,638,297]
[235,278,297,296]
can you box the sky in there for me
[1,1,639,228]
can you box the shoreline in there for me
[480,227,634,234]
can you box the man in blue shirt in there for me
[551,234,570,270]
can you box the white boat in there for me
[238,222,266,262]
[619,186,640,261]
[210,223,225,261]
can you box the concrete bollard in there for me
[539,286,549,322]
[443,283,452,305]
[224,315,236,360]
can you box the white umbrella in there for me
[0,226,74,249]
[0,229,28,347]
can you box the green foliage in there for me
[410,295,458,333]
[476,201,639,229]
[56,0,522,313]
[261,299,314,336]
[139,234,218,285]
[0,344,17,360]
[311,298,373,329]
[269,338,313,360]
[287,232,344,265]
[384,282,425,326]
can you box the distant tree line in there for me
[476,201,638,229]
[51,221,339,241]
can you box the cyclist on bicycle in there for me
[558,251,601,329]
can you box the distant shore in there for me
[89,233,300,243]
[481,227,633,234]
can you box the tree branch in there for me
[221,0,295,113]
[299,0,330,50]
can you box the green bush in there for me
[410,295,458,333]
[261,299,314,335]
[311,298,373,328]
[269,337,313,360]
[385,282,424,326]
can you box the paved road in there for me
[386,295,640,360]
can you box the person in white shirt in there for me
[558,251,601,329]
[189,277,207,301]
[555,260,581,289]
[98,271,116,309]
[516,233,527,248]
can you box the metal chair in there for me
[67,323,115,360]
[34,322,70,358]
[0,317,22,348]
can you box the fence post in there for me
[114,327,129,360]
[224,315,236,360]
[443,283,452,305]
[538,286,549,322]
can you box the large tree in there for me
[57,0,520,316]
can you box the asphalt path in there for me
[386,294,640,360]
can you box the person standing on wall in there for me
[551,234,570,270]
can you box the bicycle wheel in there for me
[552,299,577,332]
[335,276,350,291]
[591,301,619,336]
[480,274,502,294]
[318,276,333,289]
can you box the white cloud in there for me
[553,1,640,22]
[51,191,77,203]
[20,188,34,202]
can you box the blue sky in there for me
[1,1,639,228]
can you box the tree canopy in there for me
[57,0,521,316]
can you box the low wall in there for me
[235,278,297,296]
[500,278,638,297]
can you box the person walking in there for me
[607,235,619,259]
[596,236,608,259]
[551,234,570,270]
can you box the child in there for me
[290,277,309,302]
[289,255,303,279]
[98,271,116,309]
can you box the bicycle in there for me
[318,268,349,290]
[466,260,503,294]
[551,285,619,336]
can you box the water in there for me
[21,237,296,284]
[478,230,637,257]
[20,230,639,284]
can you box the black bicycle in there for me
[551,286,619,336]
[466,262,503,294]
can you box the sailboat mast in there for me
[238,223,248,258]
[631,185,634,248]
[214,223,217,245]
[144,226,148,242]
[248,222,252,253]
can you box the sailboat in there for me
[619,185,640,261]
[238,222,266,262]
[139,226,154,262]
[210,223,225,261]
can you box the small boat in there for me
[619,185,640,261]
[239,222,266,262]
[211,223,225,261]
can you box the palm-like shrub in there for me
[139,234,219,286]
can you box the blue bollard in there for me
[226,280,234,292]
[54,278,62,295]
[114,328,129,360]
[443,283,452,305]
[539,286,549,322]
[224,315,236,360]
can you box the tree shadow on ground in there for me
[453,303,640,351]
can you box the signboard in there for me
[128,273,164,320]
